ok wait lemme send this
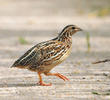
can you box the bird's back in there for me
[12,38,72,72]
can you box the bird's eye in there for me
[72,27,75,30]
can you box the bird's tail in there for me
[11,61,17,68]
[11,64,15,68]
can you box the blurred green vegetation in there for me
[97,8,110,17]
[92,91,110,96]
[19,37,29,45]
[92,91,100,95]
[85,32,91,52]
[89,7,110,17]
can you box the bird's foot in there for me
[38,81,52,86]
[45,73,69,81]
[56,73,69,81]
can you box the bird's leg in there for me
[44,73,69,81]
[37,72,52,86]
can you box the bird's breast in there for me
[47,45,72,67]
[56,45,72,64]
[40,45,72,73]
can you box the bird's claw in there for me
[38,81,52,86]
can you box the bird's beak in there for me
[75,27,83,31]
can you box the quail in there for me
[11,25,82,86]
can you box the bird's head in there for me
[59,25,82,37]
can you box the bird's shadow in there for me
[0,83,40,88]
[0,82,65,87]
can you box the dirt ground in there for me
[0,0,110,100]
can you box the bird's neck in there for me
[54,32,72,48]
[58,35,72,43]
[58,31,72,41]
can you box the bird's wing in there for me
[39,40,67,66]
[12,40,66,67]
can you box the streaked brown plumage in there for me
[11,25,82,86]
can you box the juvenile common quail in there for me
[11,25,82,86]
